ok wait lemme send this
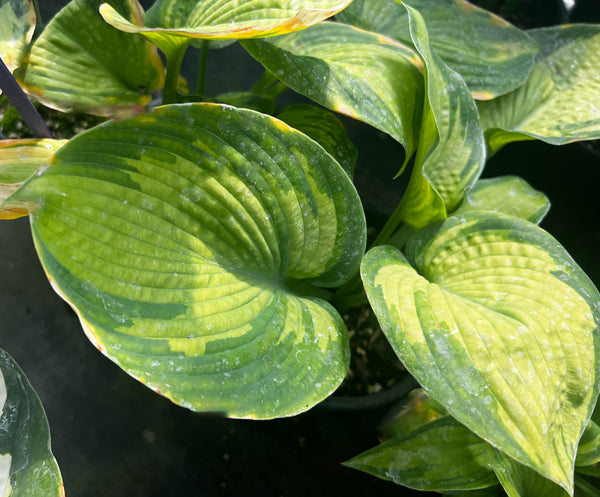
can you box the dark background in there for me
[1,1,600,496]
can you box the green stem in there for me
[196,40,209,96]
[163,42,189,104]
[386,223,415,251]
[329,272,367,314]
[251,71,279,95]
[264,81,288,99]
[371,199,407,247]
[32,0,44,37]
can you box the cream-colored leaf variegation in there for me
[0,349,63,496]
[0,139,67,219]
[100,0,352,54]
[14,103,366,419]
[479,25,600,154]
[361,211,600,494]
[0,0,35,74]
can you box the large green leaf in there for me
[337,0,538,99]
[100,0,352,55]
[0,139,66,219]
[478,25,600,154]
[361,211,600,493]
[16,0,164,117]
[242,21,424,165]
[0,0,35,73]
[452,176,550,225]
[0,348,63,497]
[345,416,498,492]
[395,3,485,228]
[13,103,366,419]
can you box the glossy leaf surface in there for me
[345,416,498,492]
[0,349,63,497]
[0,139,66,219]
[0,0,35,73]
[17,0,164,117]
[361,211,600,492]
[478,25,600,154]
[243,22,423,165]
[453,176,550,225]
[100,0,352,54]
[276,104,357,177]
[396,3,485,228]
[15,103,366,419]
[337,0,538,99]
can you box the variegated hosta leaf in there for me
[0,0,35,74]
[0,139,66,219]
[276,104,357,178]
[486,447,570,497]
[242,22,424,165]
[14,103,366,419]
[16,0,164,117]
[100,0,352,55]
[337,0,538,99]
[0,348,63,497]
[395,3,485,228]
[361,211,600,492]
[345,416,498,492]
[452,176,550,225]
[478,25,600,155]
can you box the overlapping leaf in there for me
[14,103,366,419]
[16,0,164,117]
[276,104,357,177]
[243,22,424,164]
[337,0,538,99]
[478,25,600,154]
[345,416,498,492]
[452,176,550,225]
[0,139,66,219]
[361,211,600,492]
[395,3,485,228]
[100,0,352,55]
[0,0,35,74]
[486,447,570,497]
[0,349,63,497]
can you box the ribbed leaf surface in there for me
[243,22,424,164]
[452,176,549,225]
[361,211,600,492]
[0,0,35,73]
[337,0,538,99]
[15,103,365,418]
[0,139,66,219]
[17,0,164,116]
[100,0,352,53]
[478,25,600,154]
[0,349,63,497]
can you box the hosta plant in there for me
[1,0,600,495]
